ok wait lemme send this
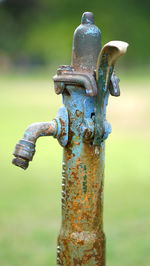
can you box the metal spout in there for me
[12,106,69,170]
[72,12,101,72]
[12,120,58,170]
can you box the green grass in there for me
[0,73,150,265]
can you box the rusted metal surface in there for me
[57,83,106,265]
[12,11,128,265]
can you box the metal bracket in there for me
[55,106,69,147]
[53,65,97,96]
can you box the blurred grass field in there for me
[0,71,150,266]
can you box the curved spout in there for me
[12,120,58,170]
[12,106,69,170]
[22,120,57,142]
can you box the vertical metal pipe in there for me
[57,89,106,265]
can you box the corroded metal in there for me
[12,11,128,265]
[53,69,97,96]
[12,107,69,169]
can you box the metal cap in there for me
[72,12,101,72]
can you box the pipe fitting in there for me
[12,120,58,170]
[12,106,69,170]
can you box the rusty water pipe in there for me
[12,12,128,265]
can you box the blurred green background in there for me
[0,0,150,265]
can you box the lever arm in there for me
[93,41,129,145]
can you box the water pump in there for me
[12,12,128,266]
